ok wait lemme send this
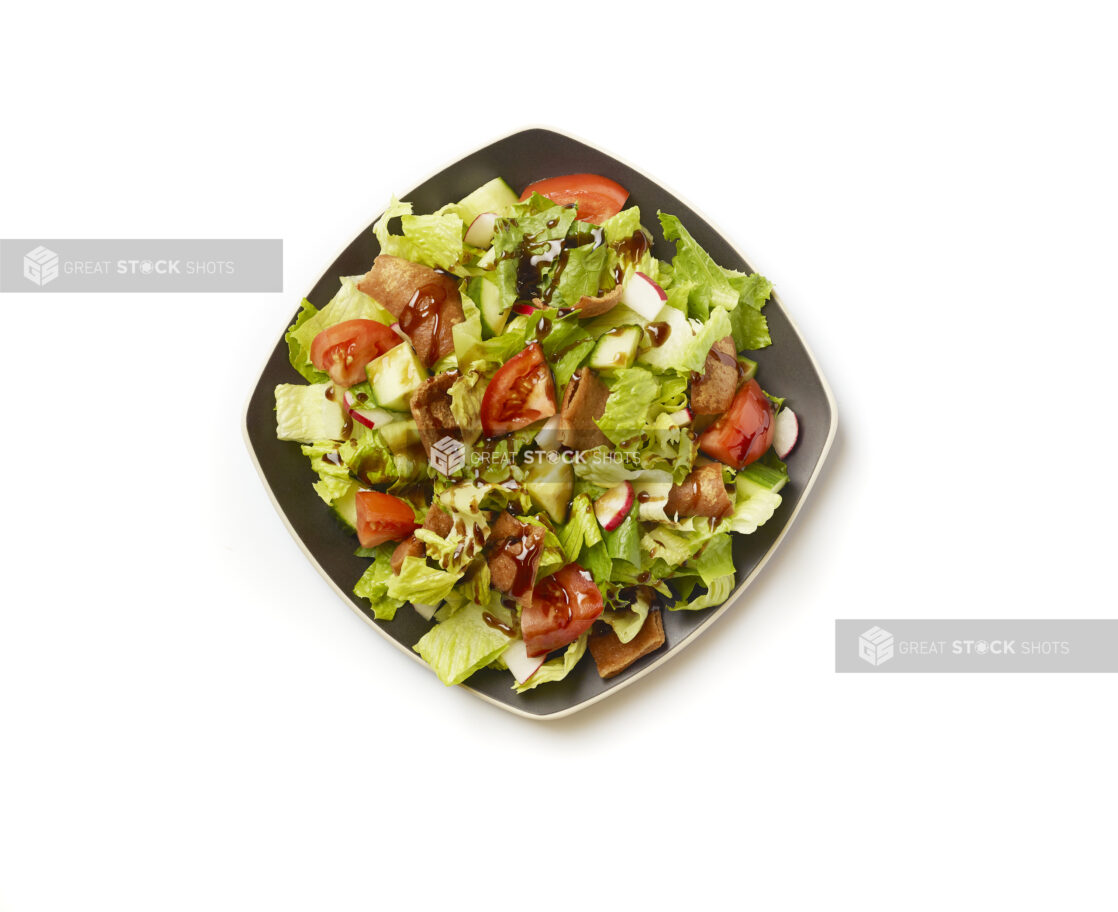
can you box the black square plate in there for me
[244,127,837,719]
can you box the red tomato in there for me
[522,563,604,658]
[311,319,401,387]
[519,173,629,225]
[354,491,419,548]
[479,342,557,437]
[698,379,775,470]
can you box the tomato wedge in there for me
[522,563,604,658]
[479,342,557,437]
[697,378,775,470]
[311,319,401,387]
[354,491,419,549]
[519,173,629,225]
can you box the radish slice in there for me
[620,271,668,321]
[503,638,545,684]
[535,414,562,450]
[343,391,399,430]
[413,602,440,621]
[512,302,539,316]
[390,322,407,340]
[773,407,799,458]
[668,407,693,427]
[464,212,499,247]
[594,481,634,531]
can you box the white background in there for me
[2,3,1115,910]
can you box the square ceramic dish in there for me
[244,127,837,719]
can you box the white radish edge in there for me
[594,481,634,531]
[621,271,668,321]
[773,407,799,458]
[668,407,693,427]
[464,212,499,247]
[502,638,545,684]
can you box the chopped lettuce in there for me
[595,367,661,445]
[414,600,514,686]
[684,532,735,586]
[373,196,464,271]
[353,544,407,621]
[636,304,733,374]
[557,494,603,562]
[513,635,588,693]
[600,589,652,644]
[387,556,462,605]
[669,573,736,611]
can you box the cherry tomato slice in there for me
[519,173,629,225]
[311,319,401,387]
[479,342,557,437]
[522,563,604,658]
[354,491,419,549]
[697,378,775,470]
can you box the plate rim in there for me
[242,124,839,721]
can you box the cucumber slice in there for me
[331,485,360,530]
[457,177,519,228]
[478,277,509,337]
[524,456,574,524]
[379,419,420,455]
[587,325,642,372]
[739,356,758,382]
[365,343,428,411]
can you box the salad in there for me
[274,172,799,691]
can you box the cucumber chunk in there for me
[365,343,428,411]
[587,325,642,372]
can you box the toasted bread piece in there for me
[691,335,739,415]
[588,609,666,679]
[573,284,623,318]
[390,535,425,575]
[664,464,733,519]
[410,372,461,459]
[486,512,545,602]
[558,367,612,450]
[357,254,463,365]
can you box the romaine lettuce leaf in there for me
[600,589,652,644]
[353,544,407,621]
[414,600,513,686]
[512,634,588,693]
[658,213,740,319]
[596,367,661,445]
[684,532,735,586]
[373,197,464,271]
[557,494,603,562]
[635,304,733,374]
[387,556,463,605]
[669,573,736,611]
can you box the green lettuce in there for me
[549,243,610,308]
[684,532,735,586]
[353,544,407,621]
[373,197,464,271]
[658,213,740,319]
[600,589,652,644]
[387,556,462,605]
[557,494,603,562]
[670,574,736,611]
[414,600,514,686]
[513,635,588,693]
[596,367,661,445]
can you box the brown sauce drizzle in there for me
[647,321,671,347]
[399,282,446,342]
[637,491,651,503]
[482,612,515,637]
